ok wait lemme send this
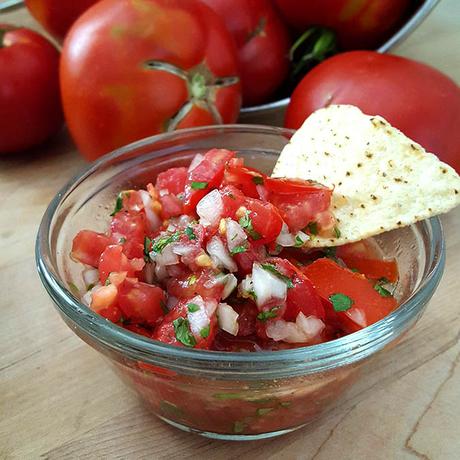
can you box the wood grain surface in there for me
[1,2,459,459]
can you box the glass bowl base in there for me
[157,415,305,441]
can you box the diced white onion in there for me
[205,298,218,316]
[188,153,204,172]
[82,268,99,287]
[225,219,247,252]
[197,189,223,227]
[139,190,161,232]
[172,242,195,256]
[217,303,239,336]
[82,283,101,307]
[295,230,310,246]
[238,274,254,299]
[252,262,287,307]
[150,243,179,266]
[276,223,295,247]
[186,295,210,337]
[266,313,325,343]
[348,308,367,327]
[221,273,238,299]
[206,236,237,272]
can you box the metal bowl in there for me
[239,0,440,124]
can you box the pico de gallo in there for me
[71,148,399,351]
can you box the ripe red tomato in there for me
[201,0,290,106]
[273,0,409,50]
[60,0,242,161]
[285,51,460,173]
[71,230,111,267]
[243,197,283,245]
[25,0,99,41]
[0,25,63,154]
[222,158,266,199]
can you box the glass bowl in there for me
[36,125,445,440]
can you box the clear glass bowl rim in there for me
[36,124,446,378]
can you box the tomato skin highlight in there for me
[285,51,460,173]
[60,0,241,160]
[0,26,63,154]
[303,258,398,333]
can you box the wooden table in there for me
[1,2,459,459]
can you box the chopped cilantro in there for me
[187,303,200,313]
[374,278,392,297]
[306,221,318,235]
[233,421,246,434]
[110,191,128,216]
[295,235,304,247]
[239,210,261,240]
[119,237,126,244]
[68,282,80,296]
[279,401,291,408]
[257,306,281,321]
[151,232,180,254]
[248,290,257,301]
[173,317,196,347]
[256,407,274,416]
[333,226,341,238]
[230,244,247,256]
[187,274,197,285]
[190,181,208,190]
[86,283,95,291]
[260,263,294,288]
[184,226,197,240]
[104,278,111,286]
[329,293,354,312]
[252,175,264,185]
[200,325,210,338]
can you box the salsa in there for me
[71,148,399,351]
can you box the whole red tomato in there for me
[285,51,460,172]
[0,25,62,154]
[61,0,242,161]
[273,0,410,49]
[201,0,291,106]
[25,0,100,41]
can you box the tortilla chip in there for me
[273,105,460,247]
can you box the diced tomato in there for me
[71,230,111,267]
[222,157,266,198]
[152,298,217,349]
[233,242,265,275]
[266,257,325,321]
[118,279,165,326]
[233,300,258,336]
[90,284,122,323]
[183,148,235,213]
[166,269,224,301]
[219,185,246,218]
[303,258,398,333]
[123,323,154,338]
[98,245,144,284]
[110,211,146,259]
[241,197,283,245]
[155,167,187,196]
[266,177,333,233]
[336,241,398,282]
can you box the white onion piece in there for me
[238,274,254,299]
[82,283,101,306]
[206,236,237,272]
[252,262,287,307]
[217,303,239,336]
[266,313,325,343]
[276,223,295,247]
[82,268,99,287]
[139,190,161,232]
[348,308,366,327]
[186,295,210,337]
[172,242,195,256]
[205,298,218,316]
[221,274,238,299]
[225,219,247,251]
[143,262,155,285]
[150,243,179,266]
[295,230,310,246]
[197,189,223,227]
[188,153,204,172]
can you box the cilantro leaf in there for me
[306,221,318,235]
[239,210,261,240]
[190,181,208,190]
[187,274,197,285]
[151,232,180,254]
[333,226,341,238]
[329,293,354,312]
[173,317,196,347]
[374,278,393,297]
[187,303,200,313]
[252,176,264,185]
[200,325,210,338]
[230,244,247,256]
[143,236,152,261]
[185,226,197,240]
[110,192,127,216]
[260,263,294,288]
[295,235,305,247]
[257,306,281,322]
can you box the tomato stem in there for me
[289,27,338,82]
[189,73,207,100]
